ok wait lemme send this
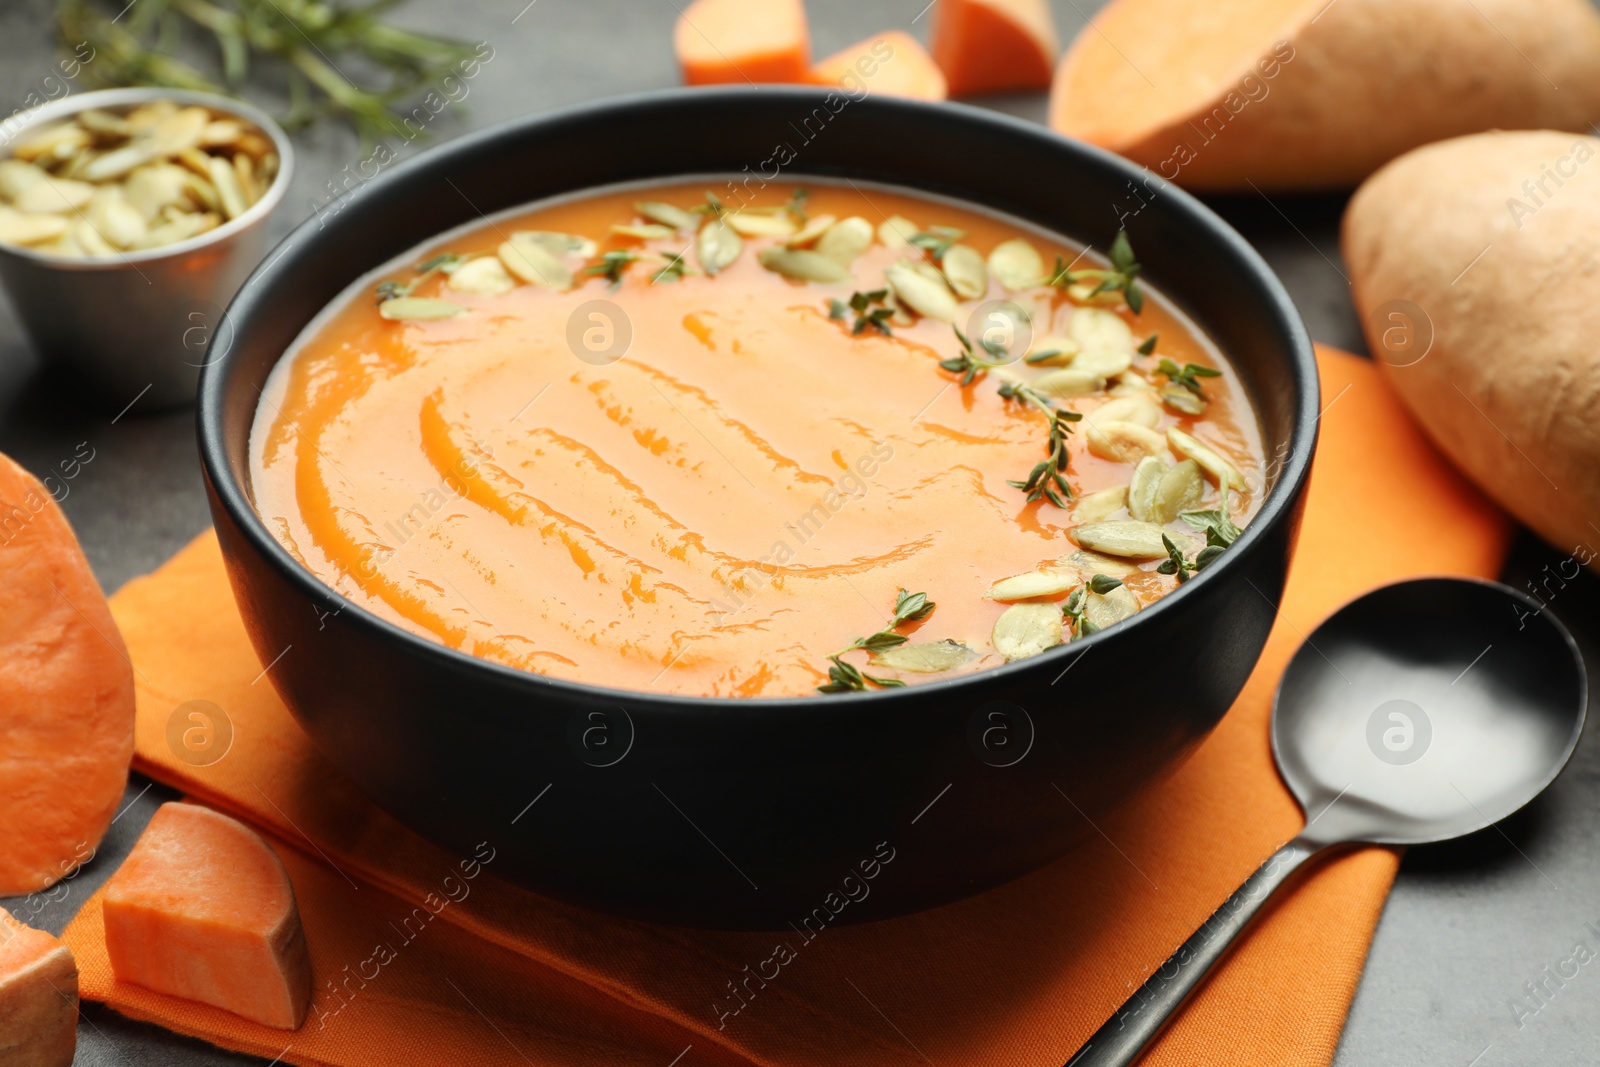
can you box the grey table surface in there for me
[2,1,1597,1064]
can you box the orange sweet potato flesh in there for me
[104,803,312,1030]
[932,0,1058,97]
[812,31,948,101]
[0,907,78,1067]
[674,0,810,85]
[0,453,134,896]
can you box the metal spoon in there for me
[1068,577,1588,1067]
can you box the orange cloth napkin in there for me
[63,346,1511,1067]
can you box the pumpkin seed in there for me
[1072,348,1134,379]
[1024,335,1079,366]
[1069,307,1135,352]
[207,156,248,220]
[72,219,116,256]
[86,188,147,249]
[1168,427,1247,490]
[877,215,919,249]
[447,255,516,295]
[0,209,69,247]
[725,211,799,238]
[378,297,466,321]
[1059,546,1139,577]
[1072,520,1170,559]
[785,213,836,248]
[1032,368,1105,399]
[1090,395,1162,428]
[756,246,850,283]
[885,260,958,322]
[612,223,676,240]
[1069,281,1125,305]
[1151,459,1205,523]
[14,177,94,214]
[992,602,1064,662]
[1082,585,1140,634]
[498,236,573,289]
[1160,382,1207,415]
[988,238,1045,290]
[1071,486,1127,525]
[634,200,697,232]
[696,217,743,275]
[125,100,179,132]
[987,570,1078,601]
[815,216,874,266]
[1086,420,1168,464]
[513,230,596,258]
[1126,456,1166,522]
[869,639,977,674]
[233,153,258,206]
[133,210,216,250]
[941,243,988,299]
[1108,374,1156,397]
[12,123,89,163]
[200,119,244,147]
[0,160,48,201]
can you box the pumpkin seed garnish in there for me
[869,639,976,674]
[499,236,573,290]
[828,289,895,336]
[375,252,468,303]
[815,216,874,266]
[585,249,639,289]
[992,602,1063,662]
[786,213,837,248]
[988,238,1045,290]
[1073,520,1171,559]
[634,200,697,232]
[1086,420,1167,464]
[612,223,677,241]
[1024,336,1079,366]
[941,243,988,299]
[446,255,515,295]
[725,211,800,238]
[987,570,1078,601]
[1066,579,1140,636]
[877,215,919,249]
[1167,426,1247,490]
[1031,368,1104,399]
[817,589,938,693]
[696,217,743,275]
[758,246,852,283]
[1070,487,1128,526]
[377,297,466,321]
[884,260,958,322]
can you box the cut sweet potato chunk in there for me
[675,0,810,85]
[812,31,948,101]
[1049,0,1600,191]
[0,906,78,1067]
[0,452,134,896]
[104,803,312,1030]
[932,0,1058,97]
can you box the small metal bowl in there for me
[0,87,294,411]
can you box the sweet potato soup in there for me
[251,180,1265,698]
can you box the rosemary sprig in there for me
[1048,229,1145,313]
[910,226,964,260]
[586,250,639,290]
[651,250,692,284]
[55,0,482,145]
[1156,358,1222,400]
[374,252,466,302]
[817,589,936,694]
[828,289,894,336]
[939,326,1009,385]
[999,378,1083,509]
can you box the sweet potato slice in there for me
[0,907,77,1067]
[812,31,948,101]
[932,0,1057,97]
[0,452,134,896]
[1049,0,1600,191]
[103,803,312,1030]
[674,0,810,85]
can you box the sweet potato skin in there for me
[1051,0,1600,191]
[1344,129,1600,570]
[0,453,135,896]
[104,803,313,1030]
[932,0,1058,97]
[0,907,78,1067]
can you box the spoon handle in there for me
[1063,836,1321,1067]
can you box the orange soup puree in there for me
[251,180,1264,698]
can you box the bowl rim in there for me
[0,86,295,270]
[198,86,1319,711]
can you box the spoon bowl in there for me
[1273,576,1587,847]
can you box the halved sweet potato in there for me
[812,31,948,101]
[932,0,1057,97]
[0,452,134,896]
[675,0,811,85]
[0,906,78,1067]
[103,803,312,1030]
[1049,0,1600,191]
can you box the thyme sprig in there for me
[374,252,466,302]
[651,250,692,284]
[1048,229,1145,313]
[1156,358,1222,400]
[1138,333,1159,356]
[910,226,965,260]
[818,589,937,693]
[1158,495,1242,583]
[999,378,1083,509]
[829,289,895,336]
[939,326,1009,385]
[1063,575,1124,636]
[585,250,639,290]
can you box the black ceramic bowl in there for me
[198,88,1317,929]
